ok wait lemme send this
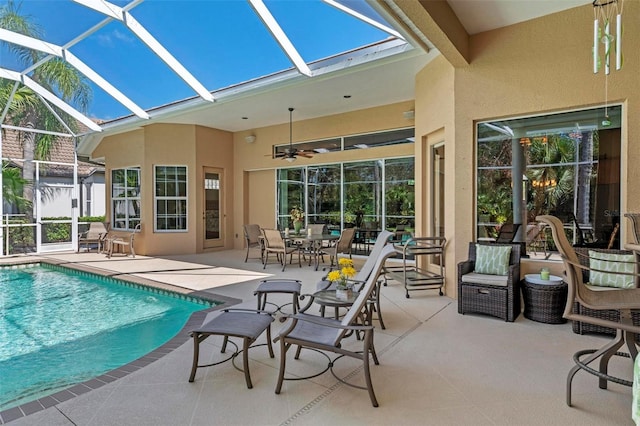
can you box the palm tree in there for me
[1,161,30,212]
[0,0,92,220]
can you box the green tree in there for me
[0,0,92,219]
[2,161,30,211]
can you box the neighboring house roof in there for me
[1,129,104,178]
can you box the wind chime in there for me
[592,0,623,126]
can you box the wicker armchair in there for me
[571,246,640,337]
[457,242,521,322]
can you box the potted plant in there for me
[326,258,357,300]
[290,206,304,234]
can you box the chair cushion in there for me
[474,244,512,276]
[461,272,509,287]
[588,250,635,289]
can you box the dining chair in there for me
[243,224,263,262]
[323,227,356,267]
[262,228,301,272]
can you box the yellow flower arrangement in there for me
[290,206,304,222]
[326,258,356,289]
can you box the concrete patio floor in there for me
[1,249,635,425]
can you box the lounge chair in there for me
[274,244,397,407]
[317,229,393,327]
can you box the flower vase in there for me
[335,282,353,301]
[294,220,303,234]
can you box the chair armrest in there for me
[297,293,318,312]
[221,308,274,318]
[507,263,520,287]
[458,260,475,276]
[283,312,374,331]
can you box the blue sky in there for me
[1,0,392,120]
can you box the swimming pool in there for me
[0,263,216,411]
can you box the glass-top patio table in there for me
[283,233,339,271]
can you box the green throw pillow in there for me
[589,250,635,289]
[475,244,512,276]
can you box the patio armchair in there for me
[262,228,301,272]
[537,215,640,406]
[625,213,640,244]
[243,224,263,262]
[323,227,356,267]
[274,244,397,407]
[570,246,639,337]
[106,224,140,258]
[457,241,521,322]
[78,222,109,253]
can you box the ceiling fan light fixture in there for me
[285,156,296,163]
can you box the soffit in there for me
[446,0,593,35]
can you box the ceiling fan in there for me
[273,107,314,162]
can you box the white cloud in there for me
[95,29,135,48]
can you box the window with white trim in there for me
[155,165,187,231]
[111,167,141,230]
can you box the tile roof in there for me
[1,129,103,178]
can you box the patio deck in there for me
[0,249,634,425]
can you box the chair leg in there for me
[188,333,201,382]
[566,332,624,406]
[275,341,289,394]
[266,324,275,358]
[242,336,253,389]
[245,246,249,262]
[598,334,625,390]
[362,329,379,407]
[373,282,385,329]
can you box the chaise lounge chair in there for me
[274,244,396,407]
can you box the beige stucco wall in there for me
[95,123,234,255]
[195,126,234,252]
[414,55,457,293]
[95,102,415,255]
[414,2,640,297]
[232,101,417,250]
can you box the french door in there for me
[203,167,224,249]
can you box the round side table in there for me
[522,274,568,324]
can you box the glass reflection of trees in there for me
[277,168,304,230]
[277,157,415,232]
[476,105,620,247]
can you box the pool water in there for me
[0,264,213,410]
